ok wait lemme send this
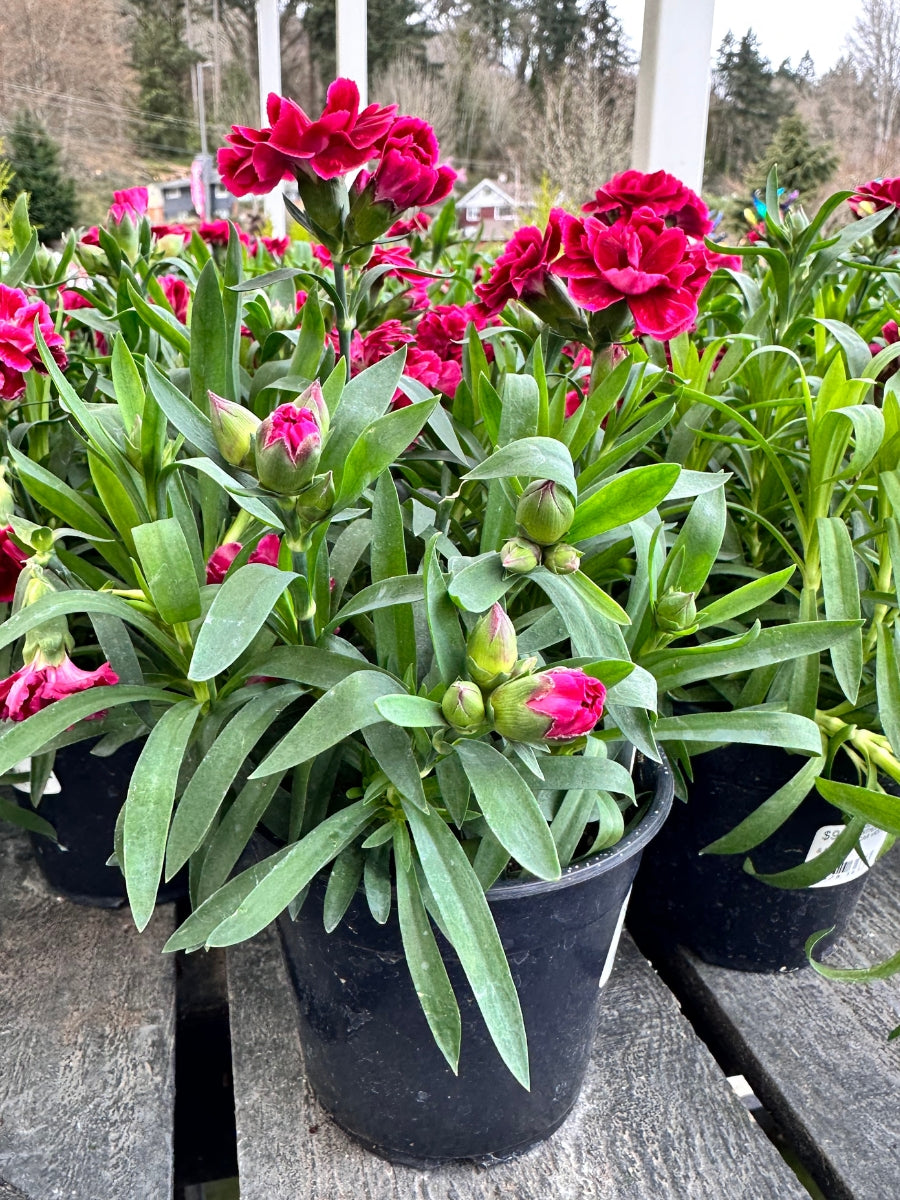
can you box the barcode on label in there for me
[805,823,889,889]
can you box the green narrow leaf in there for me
[133,518,202,624]
[702,754,826,855]
[325,575,424,634]
[223,224,244,400]
[395,832,461,1073]
[336,396,440,505]
[402,798,530,1089]
[251,670,397,777]
[663,484,726,595]
[463,437,577,498]
[570,463,680,541]
[374,695,446,727]
[124,701,201,930]
[424,536,467,680]
[362,722,428,810]
[111,335,145,428]
[746,816,866,888]
[145,361,220,457]
[806,931,900,981]
[126,281,190,356]
[323,846,364,932]
[196,772,285,905]
[876,623,900,762]
[165,685,300,878]
[454,741,560,881]
[321,349,407,474]
[815,777,900,837]
[696,567,795,628]
[653,710,823,756]
[202,800,373,945]
[189,563,298,681]
[372,473,416,675]
[817,517,863,704]
[190,259,227,410]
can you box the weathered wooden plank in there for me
[658,850,900,1200]
[228,924,805,1199]
[0,826,176,1200]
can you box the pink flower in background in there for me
[683,241,740,295]
[356,321,415,367]
[260,236,290,257]
[584,170,713,238]
[158,275,191,324]
[58,289,94,311]
[387,213,432,238]
[311,243,333,268]
[198,220,252,247]
[108,187,148,224]
[265,80,397,180]
[361,116,456,210]
[555,209,699,341]
[415,303,491,363]
[80,227,101,245]
[564,390,582,418]
[0,652,118,722]
[849,177,900,215]
[0,528,28,602]
[206,533,281,583]
[152,223,191,243]
[0,284,68,402]
[475,210,564,317]
[401,345,461,400]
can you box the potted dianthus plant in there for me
[0,90,846,1165]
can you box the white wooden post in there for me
[631,0,716,193]
[256,0,286,237]
[336,0,368,107]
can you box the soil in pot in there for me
[28,737,187,908]
[627,741,892,972]
[271,751,674,1166]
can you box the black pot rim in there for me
[487,748,674,901]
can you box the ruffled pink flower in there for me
[0,652,118,722]
[0,284,68,402]
[362,116,455,210]
[198,220,252,248]
[260,236,290,257]
[311,242,333,268]
[402,345,461,400]
[527,668,607,738]
[263,80,397,180]
[0,528,28,602]
[475,210,564,317]
[356,320,415,367]
[555,209,701,341]
[849,177,900,215]
[152,223,191,242]
[206,533,282,583]
[584,169,713,238]
[80,227,101,246]
[58,289,94,311]
[108,187,148,224]
[158,275,191,324]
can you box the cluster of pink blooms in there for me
[218,79,455,216]
[0,284,68,402]
[337,302,492,404]
[206,532,281,584]
[0,651,118,722]
[476,169,738,343]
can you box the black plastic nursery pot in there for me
[28,737,185,909]
[271,751,674,1166]
[627,741,890,973]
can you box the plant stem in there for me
[333,258,353,366]
[291,549,317,646]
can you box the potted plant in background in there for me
[625,173,900,971]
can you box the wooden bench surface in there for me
[657,848,900,1200]
[0,827,176,1200]
[228,923,805,1198]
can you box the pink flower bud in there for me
[489,672,609,744]
[254,388,326,495]
[490,668,606,744]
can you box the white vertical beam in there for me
[256,0,286,237]
[336,0,368,107]
[631,0,716,193]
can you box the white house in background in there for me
[455,179,520,240]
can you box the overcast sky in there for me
[616,0,858,74]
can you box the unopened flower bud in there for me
[292,471,335,525]
[209,392,261,468]
[441,680,486,730]
[543,542,581,575]
[466,604,518,689]
[254,392,326,495]
[655,589,697,633]
[0,465,16,523]
[490,668,606,744]
[500,537,542,574]
[515,480,575,546]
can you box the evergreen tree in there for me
[125,0,198,156]
[705,30,792,184]
[746,115,837,198]
[5,115,77,244]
